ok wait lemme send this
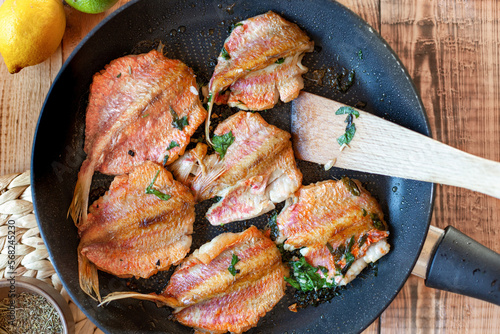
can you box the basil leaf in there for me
[145,170,171,201]
[231,22,243,32]
[212,131,235,159]
[275,58,285,64]
[228,253,240,276]
[167,140,179,150]
[335,106,360,118]
[170,107,189,130]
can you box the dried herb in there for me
[228,253,240,276]
[170,107,189,130]
[145,170,171,201]
[0,292,63,334]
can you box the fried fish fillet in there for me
[170,111,302,225]
[102,226,288,334]
[277,178,390,286]
[205,11,314,142]
[78,161,195,300]
[69,50,206,226]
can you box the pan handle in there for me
[413,225,500,306]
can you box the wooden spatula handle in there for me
[291,92,500,199]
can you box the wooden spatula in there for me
[291,92,500,199]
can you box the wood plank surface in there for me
[0,0,499,333]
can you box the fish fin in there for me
[78,243,101,302]
[68,159,94,227]
[99,291,174,308]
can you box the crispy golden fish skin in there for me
[69,50,206,227]
[78,161,195,300]
[205,11,314,142]
[101,226,288,334]
[277,178,390,285]
[169,111,302,225]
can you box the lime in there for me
[65,0,119,14]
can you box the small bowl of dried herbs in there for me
[0,276,74,334]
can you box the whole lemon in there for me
[65,0,119,14]
[0,0,66,74]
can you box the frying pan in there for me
[31,0,499,333]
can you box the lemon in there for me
[0,0,66,74]
[65,0,119,14]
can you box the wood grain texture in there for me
[0,0,499,333]
[379,0,500,333]
[292,92,500,198]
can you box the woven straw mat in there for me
[0,171,102,334]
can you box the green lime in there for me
[65,0,119,14]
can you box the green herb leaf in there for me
[221,46,230,60]
[286,257,335,292]
[341,176,360,196]
[362,208,368,216]
[231,22,243,32]
[358,50,363,60]
[145,170,171,201]
[335,106,360,118]
[170,107,189,130]
[142,113,149,118]
[275,57,285,64]
[370,213,386,231]
[337,122,356,146]
[117,73,122,78]
[268,211,279,241]
[228,253,240,276]
[212,131,235,159]
[167,141,180,150]
[163,154,169,166]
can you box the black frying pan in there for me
[31,0,499,333]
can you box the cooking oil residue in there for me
[305,66,355,93]
[178,26,186,33]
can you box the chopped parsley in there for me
[170,107,189,130]
[117,73,122,78]
[228,253,240,276]
[212,131,235,159]
[275,57,285,64]
[167,140,179,150]
[284,257,335,292]
[221,46,230,60]
[145,170,171,201]
[267,211,279,241]
[231,22,243,32]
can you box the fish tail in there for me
[99,291,174,308]
[78,243,101,302]
[68,159,94,227]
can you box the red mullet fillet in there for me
[69,50,206,227]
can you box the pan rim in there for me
[31,0,436,332]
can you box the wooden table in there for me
[1,0,499,332]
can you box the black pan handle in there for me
[424,226,500,305]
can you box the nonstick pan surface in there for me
[32,0,434,333]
